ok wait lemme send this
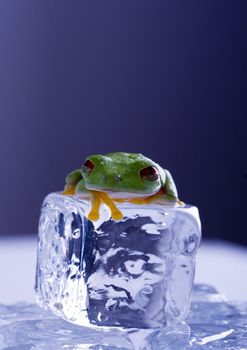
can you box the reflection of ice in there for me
[1,285,247,350]
[36,193,201,328]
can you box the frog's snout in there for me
[101,174,107,182]
[101,174,122,182]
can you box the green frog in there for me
[63,152,182,221]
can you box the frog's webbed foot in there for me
[88,191,123,221]
[63,184,76,195]
[128,195,158,204]
[88,193,101,221]
[98,192,123,220]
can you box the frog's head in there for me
[81,152,163,197]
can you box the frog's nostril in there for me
[102,175,107,181]
[115,175,122,182]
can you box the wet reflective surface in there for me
[1,285,246,349]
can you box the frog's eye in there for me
[82,159,94,173]
[140,166,159,181]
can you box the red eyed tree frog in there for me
[63,152,182,221]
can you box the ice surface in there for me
[1,285,247,350]
[35,193,201,328]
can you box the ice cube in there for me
[35,192,201,328]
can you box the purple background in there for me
[0,1,246,244]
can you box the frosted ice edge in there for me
[35,192,201,328]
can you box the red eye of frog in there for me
[140,166,159,181]
[82,159,94,172]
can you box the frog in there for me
[63,152,182,221]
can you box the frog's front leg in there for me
[63,169,82,195]
[74,178,89,195]
[160,169,178,201]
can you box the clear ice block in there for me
[35,192,201,328]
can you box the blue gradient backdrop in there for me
[0,1,246,244]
